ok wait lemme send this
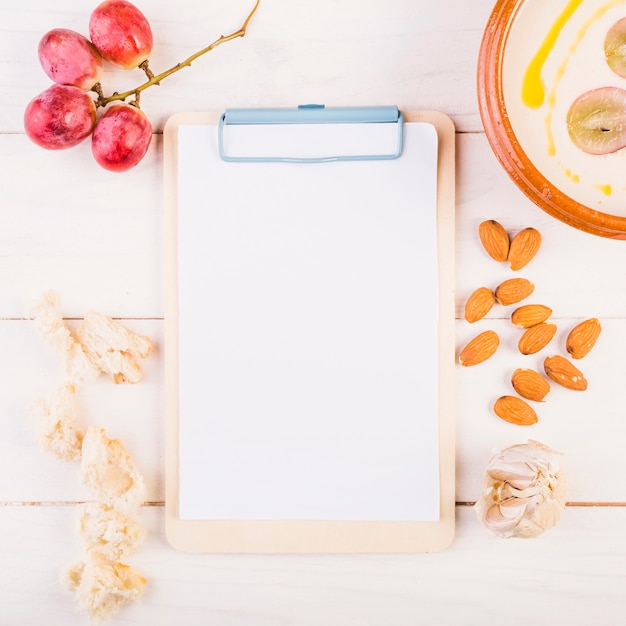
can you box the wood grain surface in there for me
[2,0,626,624]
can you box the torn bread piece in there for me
[80,427,146,512]
[29,384,84,462]
[31,291,100,386]
[32,291,153,385]
[76,311,152,384]
[78,502,146,561]
[63,555,146,622]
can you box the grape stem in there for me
[93,0,261,109]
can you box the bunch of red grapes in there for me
[24,0,154,172]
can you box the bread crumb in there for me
[64,560,85,590]
[63,555,146,622]
[78,502,146,561]
[28,384,84,462]
[80,427,146,512]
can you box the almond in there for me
[494,277,534,306]
[544,354,587,390]
[511,368,551,402]
[518,322,557,355]
[478,220,510,262]
[493,395,538,426]
[511,304,552,328]
[459,330,499,366]
[566,318,602,359]
[464,287,496,323]
[508,227,542,270]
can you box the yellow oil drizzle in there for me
[545,62,568,156]
[521,0,585,108]
[565,169,581,182]
[594,183,613,195]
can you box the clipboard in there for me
[163,107,456,553]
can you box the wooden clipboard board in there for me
[163,108,456,553]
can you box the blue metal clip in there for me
[218,104,404,163]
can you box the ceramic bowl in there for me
[478,0,626,239]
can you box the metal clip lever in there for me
[218,105,404,163]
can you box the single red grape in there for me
[91,104,152,172]
[89,0,153,69]
[24,85,97,150]
[38,28,104,90]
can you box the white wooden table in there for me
[3,1,626,623]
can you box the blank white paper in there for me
[177,120,440,521]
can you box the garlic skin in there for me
[475,440,566,538]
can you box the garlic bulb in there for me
[475,440,566,538]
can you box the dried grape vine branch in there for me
[93,0,261,108]
[26,0,262,172]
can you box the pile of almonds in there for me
[458,220,602,426]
